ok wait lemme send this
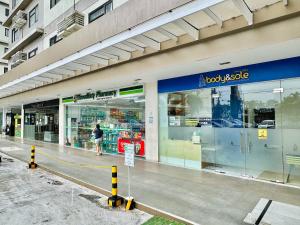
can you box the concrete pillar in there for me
[2,108,7,130]
[59,98,65,146]
[21,105,24,139]
[145,81,159,162]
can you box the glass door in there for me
[242,81,284,182]
[281,78,300,186]
[211,86,245,176]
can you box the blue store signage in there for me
[158,56,300,93]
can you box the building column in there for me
[2,108,7,130]
[21,105,24,139]
[59,98,65,146]
[145,81,159,162]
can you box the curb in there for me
[0,150,199,225]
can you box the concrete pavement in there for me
[1,136,300,225]
[0,152,151,225]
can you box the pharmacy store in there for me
[158,57,300,185]
[63,85,145,157]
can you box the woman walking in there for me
[93,124,103,156]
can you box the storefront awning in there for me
[0,0,290,99]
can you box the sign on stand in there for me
[125,144,135,167]
[125,143,135,200]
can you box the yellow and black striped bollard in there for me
[125,197,135,211]
[28,145,37,169]
[108,166,123,207]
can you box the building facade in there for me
[0,0,9,76]
[0,0,300,185]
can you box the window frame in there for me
[4,67,8,74]
[5,8,9,16]
[11,28,18,43]
[5,28,9,37]
[50,0,61,9]
[29,4,39,28]
[28,47,38,59]
[49,35,62,47]
[88,0,113,24]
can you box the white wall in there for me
[9,0,44,49]
[43,0,81,27]
[145,81,159,162]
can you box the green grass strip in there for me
[143,216,186,225]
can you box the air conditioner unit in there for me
[11,51,27,68]
[57,11,84,39]
[12,10,27,29]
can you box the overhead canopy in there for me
[0,0,290,98]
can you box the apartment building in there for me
[2,0,128,69]
[0,0,9,75]
[0,0,300,186]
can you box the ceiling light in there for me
[219,61,231,65]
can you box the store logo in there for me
[204,71,249,84]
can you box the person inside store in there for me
[93,124,103,156]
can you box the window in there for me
[5,8,9,16]
[11,28,18,43]
[5,28,9,37]
[4,47,8,53]
[28,48,38,59]
[4,67,8,73]
[29,5,39,28]
[12,0,21,9]
[49,35,62,47]
[88,1,113,23]
[50,0,61,9]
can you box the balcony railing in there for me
[11,51,27,68]
[57,11,84,39]
[12,10,27,29]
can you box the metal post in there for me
[28,145,37,169]
[128,166,131,197]
[108,166,123,207]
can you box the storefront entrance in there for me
[24,99,59,143]
[64,86,146,157]
[159,78,300,185]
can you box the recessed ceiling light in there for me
[134,79,142,82]
[219,61,231,65]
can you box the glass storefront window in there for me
[159,89,211,169]
[159,78,300,186]
[64,98,145,157]
[24,102,59,143]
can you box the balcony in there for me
[2,28,44,60]
[3,0,32,27]
[12,10,27,29]
[57,11,84,39]
[11,51,27,68]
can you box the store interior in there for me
[24,107,59,143]
[65,97,145,157]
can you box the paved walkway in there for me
[1,136,300,225]
[0,152,151,225]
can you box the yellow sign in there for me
[258,129,268,140]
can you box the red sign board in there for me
[118,138,145,157]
